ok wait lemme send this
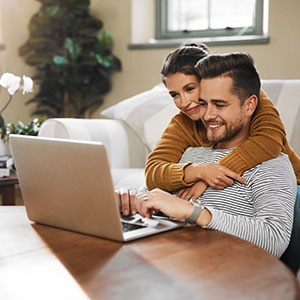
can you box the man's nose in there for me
[204,105,217,121]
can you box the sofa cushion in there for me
[101,83,179,151]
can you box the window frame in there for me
[155,0,265,40]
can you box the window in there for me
[155,0,267,43]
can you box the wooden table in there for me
[0,171,18,205]
[0,207,298,300]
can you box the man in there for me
[134,53,297,258]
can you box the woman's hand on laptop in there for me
[114,187,137,216]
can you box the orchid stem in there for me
[0,95,13,114]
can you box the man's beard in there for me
[206,122,244,145]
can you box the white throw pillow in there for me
[101,83,179,151]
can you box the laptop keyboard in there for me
[122,222,147,232]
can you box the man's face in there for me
[199,76,250,149]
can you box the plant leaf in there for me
[95,54,111,68]
[97,29,112,49]
[65,38,81,60]
[53,55,69,65]
[46,6,62,17]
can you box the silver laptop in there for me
[9,135,184,242]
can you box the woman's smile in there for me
[184,104,201,115]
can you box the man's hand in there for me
[184,162,247,189]
[136,188,212,226]
[177,181,208,200]
[136,188,193,220]
[114,187,137,216]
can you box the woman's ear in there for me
[244,95,258,117]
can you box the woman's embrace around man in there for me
[115,43,300,258]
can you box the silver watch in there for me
[185,199,203,224]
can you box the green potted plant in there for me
[5,118,43,140]
[19,0,121,118]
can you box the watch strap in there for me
[185,204,203,224]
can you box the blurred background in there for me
[0,0,299,125]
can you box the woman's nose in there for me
[180,93,191,108]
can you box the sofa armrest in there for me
[38,118,150,168]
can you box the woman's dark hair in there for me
[195,52,261,103]
[161,42,209,82]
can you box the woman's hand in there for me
[136,188,193,220]
[185,162,247,189]
[114,187,137,216]
[177,181,208,200]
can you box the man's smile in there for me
[206,123,224,131]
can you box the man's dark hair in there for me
[195,52,261,103]
[161,42,209,82]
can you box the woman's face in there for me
[165,73,201,121]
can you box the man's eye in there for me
[199,101,207,106]
[186,87,194,92]
[216,104,224,108]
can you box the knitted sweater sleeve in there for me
[145,113,209,191]
[218,89,287,174]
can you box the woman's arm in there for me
[218,90,287,173]
[145,113,201,191]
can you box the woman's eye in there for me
[199,101,207,106]
[170,93,177,98]
[186,87,194,92]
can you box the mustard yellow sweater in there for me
[145,90,300,191]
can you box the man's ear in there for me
[244,95,258,117]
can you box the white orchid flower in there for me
[0,73,22,95]
[22,75,33,94]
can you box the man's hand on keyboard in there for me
[114,187,137,216]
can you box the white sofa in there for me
[38,80,300,189]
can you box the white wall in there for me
[0,0,299,124]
